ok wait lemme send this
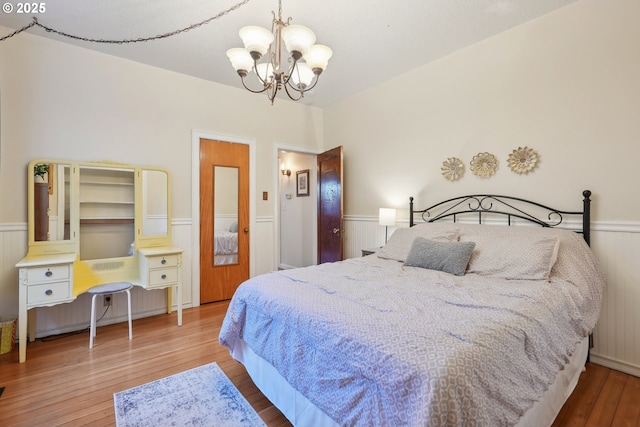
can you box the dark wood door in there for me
[200,139,249,303]
[317,146,343,263]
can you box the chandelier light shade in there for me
[238,26,273,56]
[281,25,316,54]
[226,48,254,73]
[226,0,332,104]
[304,45,332,70]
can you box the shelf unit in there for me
[79,167,135,260]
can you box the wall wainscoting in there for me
[1,218,639,377]
[0,221,195,339]
[588,222,640,377]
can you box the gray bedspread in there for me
[220,226,604,427]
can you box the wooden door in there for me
[317,146,343,263]
[200,139,249,303]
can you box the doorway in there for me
[276,146,343,268]
[199,138,249,303]
[278,150,317,269]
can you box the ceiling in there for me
[0,0,578,108]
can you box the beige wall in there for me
[0,28,324,224]
[324,0,640,222]
[0,28,323,320]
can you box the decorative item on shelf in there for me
[226,0,332,104]
[281,163,291,176]
[34,162,53,194]
[507,146,539,174]
[441,157,465,181]
[470,152,498,178]
[296,169,310,197]
[33,163,49,182]
[379,208,396,244]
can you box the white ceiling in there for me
[0,0,578,107]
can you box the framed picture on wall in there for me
[296,169,310,197]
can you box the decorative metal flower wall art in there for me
[470,152,498,178]
[441,157,465,181]
[507,146,539,174]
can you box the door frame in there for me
[273,143,323,269]
[192,130,256,307]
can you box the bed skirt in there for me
[230,336,589,427]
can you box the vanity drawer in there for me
[148,268,178,287]
[147,255,179,269]
[26,265,70,284]
[27,281,72,305]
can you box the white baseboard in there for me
[590,353,640,378]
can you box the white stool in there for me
[88,282,133,349]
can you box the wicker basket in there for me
[0,319,17,354]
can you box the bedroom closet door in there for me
[199,139,249,303]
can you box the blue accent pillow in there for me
[229,222,238,233]
[404,237,476,276]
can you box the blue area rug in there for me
[113,362,266,427]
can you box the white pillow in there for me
[460,233,560,280]
[377,223,460,262]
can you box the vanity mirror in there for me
[139,169,170,245]
[27,160,75,255]
[26,160,172,256]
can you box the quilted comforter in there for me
[219,224,605,427]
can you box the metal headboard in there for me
[409,190,592,245]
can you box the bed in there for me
[220,191,605,427]
[214,220,238,265]
[214,230,238,265]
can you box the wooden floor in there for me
[0,302,637,427]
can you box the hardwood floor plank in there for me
[610,374,640,427]
[0,302,636,427]
[552,363,609,427]
[585,369,627,426]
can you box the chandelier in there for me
[226,0,332,104]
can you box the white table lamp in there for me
[379,208,396,244]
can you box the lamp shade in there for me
[290,62,315,88]
[303,44,332,73]
[256,62,274,84]
[379,208,396,226]
[226,48,254,72]
[281,24,316,54]
[239,26,274,56]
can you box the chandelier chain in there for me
[0,0,252,44]
[0,20,37,41]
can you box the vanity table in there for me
[16,159,182,363]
